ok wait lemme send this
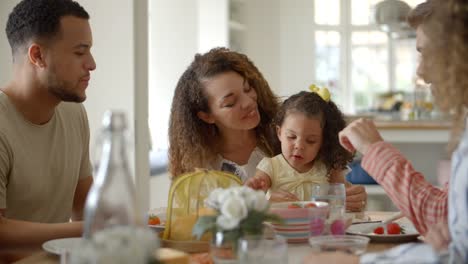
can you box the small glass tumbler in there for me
[237,235,288,264]
[311,183,346,217]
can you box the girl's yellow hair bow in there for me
[308,84,331,102]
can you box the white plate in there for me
[148,207,167,222]
[148,224,165,233]
[346,222,419,243]
[42,237,83,255]
[346,212,371,223]
[147,207,166,232]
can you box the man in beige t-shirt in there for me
[0,0,96,260]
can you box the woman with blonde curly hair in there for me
[168,47,368,211]
[305,0,468,263]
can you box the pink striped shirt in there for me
[361,141,448,235]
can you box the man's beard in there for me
[49,85,85,103]
[47,74,86,103]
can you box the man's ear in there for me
[197,111,215,124]
[28,43,46,68]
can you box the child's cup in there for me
[311,183,346,216]
[308,202,330,237]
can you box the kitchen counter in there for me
[346,115,451,143]
[375,120,451,130]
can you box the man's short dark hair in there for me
[5,0,89,55]
[407,0,435,29]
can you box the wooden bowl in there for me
[161,239,210,253]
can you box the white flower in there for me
[217,196,248,230]
[217,214,241,230]
[205,188,224,209]
[220,196,248,220]
[251,190,269,212]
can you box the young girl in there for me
[245,89,354,202]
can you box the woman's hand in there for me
[345,185,367,212]
[339,118,384,155]
[425,221,451,252]
[303,252,359,264]
[268,190,300,202]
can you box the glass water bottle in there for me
[83,110,139,239]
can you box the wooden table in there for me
[13,211,418,264]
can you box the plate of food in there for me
[148,207,166,233]
[42,237,83,255]
[346,212,371,224]
[346,222,419,243]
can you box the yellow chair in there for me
[162,169,242,242]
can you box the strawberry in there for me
[148,215,161,225]
[330,219,345,235]
[309,218,325,236]
[288,203,302,209]
[305,203,317,208]
[387,223,402,235]
[373,226,384,234]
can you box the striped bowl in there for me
[269,201,329,243]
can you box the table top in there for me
[13,211,418,264]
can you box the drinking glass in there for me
[237,235,288,264]
[311,183,346,215]
[311,183,346,234]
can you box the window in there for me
[312,0,425,113]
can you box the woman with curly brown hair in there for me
[305,0,468,263]
[245,90,353,202]
[168,47,281,181]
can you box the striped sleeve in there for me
[361,142,448,235]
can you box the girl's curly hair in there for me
[168,47,281,178]
[275,91,353,171]
[424,0,468,153]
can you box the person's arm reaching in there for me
[339,118,448,235]
[361,141,448,235]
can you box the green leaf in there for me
[192,215,217,240]
[264,213,284,224]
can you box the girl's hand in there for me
[245,171,271,191]
[245,176,269,191]
[268,190,300,202]
[338,118,384,155]
[425,221,451,252]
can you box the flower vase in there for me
[210,230,239,264]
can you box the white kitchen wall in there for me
[0,1,17,85]
[78,0,135,167]
[244,0,281,94]
[148,0,199,209]
[148,0,198,151]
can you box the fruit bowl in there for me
[269,201,329,243]
[308,235,370,255]
[147,207,166,233]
